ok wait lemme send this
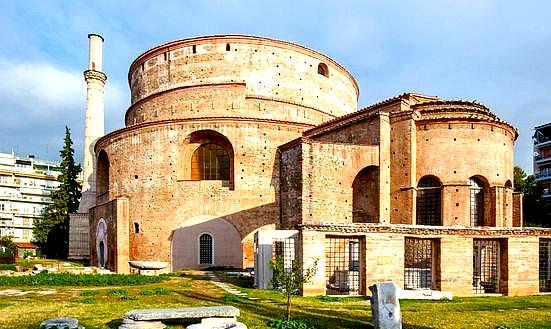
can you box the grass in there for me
[0,271,550,329]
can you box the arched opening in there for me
[504,180,512,188]
[96,218,107,268]
[317,63,329,77]
[96,150,109,195]
[469,176,487,226]
[352,166,379,223]
[187,130,234,184]
[416,176,442,226]
[199,233,214,265]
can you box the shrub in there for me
[107,289,129,297]
[223,294,240,303]
[153,287,171,295]
[139,290,155,296]
[0,273,167,286]
[80,298,96,304]
[267,319,314,329]
[0,264,16,271]
[180,280,192,288]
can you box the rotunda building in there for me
[90,35,358,272]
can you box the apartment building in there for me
[0,152,60,242]
[534,122,551,198]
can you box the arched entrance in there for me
[172,216,241,270]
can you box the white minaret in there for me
[78,33,106,213]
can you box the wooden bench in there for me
[118,306,241,329]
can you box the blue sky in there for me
[0,1,550,172]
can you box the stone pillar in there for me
[115,197,130,274]
[79,33,106,213]
[378,112,391,224]
[369,282,402,329]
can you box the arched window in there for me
[504,180,512,188]
[416,176,442,225]
[469,177,485,226]
[317,63,329,77]
[199,233,214,265]
[191,143,230,180]
[96,150,109,195]
[352,166,379,223]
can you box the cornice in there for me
[83,70,107,83]
[95,117,315,152]
[299,223,551,236]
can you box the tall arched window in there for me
[469,177,485,226]
[199,233,214,265]
[416,176,442,226]
[191,143,230,180]
[96,150,109,195]
[352,166,379,223]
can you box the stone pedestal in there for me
[369,282,402,329]
[39,317,84,329]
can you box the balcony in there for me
[535,171,551,182]
[534,135,551,147]
[543,189,551,199]
[535,154,551,166]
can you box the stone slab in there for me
[123,306,240,321]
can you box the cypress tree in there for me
[33,127,82,258]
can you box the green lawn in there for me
[0,271,550,329]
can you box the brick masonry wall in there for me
[96,120,307,269]
[389,112,417,224]
[128,36,358,121]
[279,140,304,229]
[439,236,473,295]
[125,83,338,127]
[415,121,515,227]
[364,233,405,289]
[505,236,539,295]
[300,141,379,224]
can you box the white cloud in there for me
[0,59,127,163]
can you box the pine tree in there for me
[33,127,82,258]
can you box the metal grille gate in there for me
[473,239,499,294]
[325,237,361,295]
[540,239,551,292]
[273,237,296,272]
[404,238,433,289]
